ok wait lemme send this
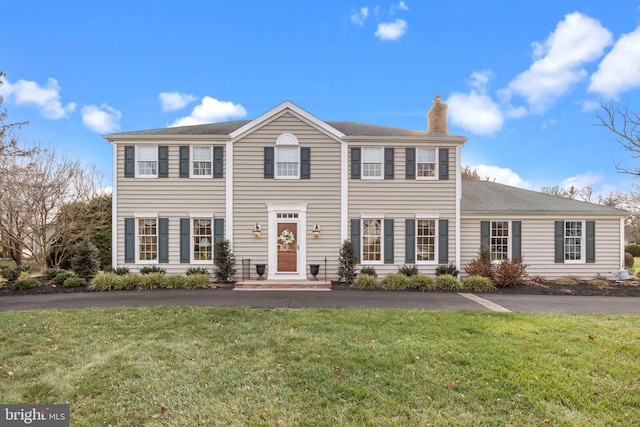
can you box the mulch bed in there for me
[2,276,640,297]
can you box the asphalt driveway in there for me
[1,289,639,314]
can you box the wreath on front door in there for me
[279,229,295,245]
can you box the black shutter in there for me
[512,221,522,259]
[480,221,490,253]
[384,219,394,264]
[158,146,169,178]
[180,218,190,263]
[124,146,135,177]
[158,218,169,263]
[264,147,274,179]
[350,219,361,263]
[439,148,449,180]
[301,147,311,179]
[351,147,361,179]
[179,146,190,178]
[406,148,416,180]
[405,219,416,263]
[586,221,595,263]
[438,219,449,264]
[213,146,224,178]
[214,218,224,259]
[124,217,135,263]
[384,148,394,180]
[554,221,564,263]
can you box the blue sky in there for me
[2,1,640,197]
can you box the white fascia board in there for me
[105,135,231,142]
[229,100,346,140]
[342,135,468,145]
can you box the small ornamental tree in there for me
[70,237,100,281]
[338,240,357,285]
[214,239,236,283]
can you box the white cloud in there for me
[159,91,197,112]
[397,1,408,11]
[580,100,600,112]
[501,12,612,113]
[446,71,504,135]
[561,172,603,190]
[0,77,76,119]
[375,19,407,41]
[589,26,640,98]
[469,164,531,189]
[350,7,369,26]
[169,96,247,127]
[81,103,121,133]
[390,1,409,13]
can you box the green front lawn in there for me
[1,308,638,426]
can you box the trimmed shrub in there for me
[351,273,379,289]
[435,264,459,278]
[462,275,495,292]
[70,238,101,281]
[44,268,66,280]
[408,274,436,291]
[398,264,419,277]
[436,274,464,291]
[63,277,86,288]
[114,267,130,276]
[186,267,210,276]
[359,266,377,278]
[6,264,33,281]
[493,257,528,287]
[164,275,188,289]
[119,273,142,290]
[185,273,211,289]
[464,258,493,279]
[338,240,357,285]
[214,240,236,283]
[54,272,77,285]
[624,252,634,268]
[13,277,40,290]
[625,244,640,257]
[380,273,409,290]
[140,265,166,275]
[89,272,120,291]
[139,272,166,289]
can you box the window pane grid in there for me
[138,218,157,261]
[277,162,299,177]
[276,147,299,177]
[193,218,213,261]
[362,148,383,178]
[193,161,212,176]
[362,219,381,261]
[417,148,436,178]
[490,221,509,261]
[564,221,582,261]
[417,219,435,261]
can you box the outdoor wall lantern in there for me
[253,223,262,238]
[312,223,321,238]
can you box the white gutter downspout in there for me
[341,141,348,241]
[620,217,625,268]
[226,140,234,246]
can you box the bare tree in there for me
[0,71,29,157]
[540,185,594,202]
[597,100,640,176]
[0,146,104,271]
[461,166,495,181]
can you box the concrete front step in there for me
[233,280,331,291]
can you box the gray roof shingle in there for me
[461,180,626,215]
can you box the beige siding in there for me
[115,141,226,274]
[232,113,342,280]
[349,143,459,276]
[460,215,623,279]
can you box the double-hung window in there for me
[192,147,212,178]
[490,221,510,261]
[137,218,158,262]
[417,219,436,262]
[362,219,382,262]
[564,221,584,262]
[417,148,437,178]
[137,146,158,177]
[276,146,300,178]
[192,218,213,262]
[362,147,383,179]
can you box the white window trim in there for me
[416,147,439,181]
[564,220,586,264]
[191,146,213,179]
[490,220,512,264]
[190,215,215,264]
[361,147,384,180]
[275,146,300,179]
[135,214,159,264]
[361,217,384,265]
[135,145,158,178]
[416,217,438,265]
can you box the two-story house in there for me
[105,100,627,282]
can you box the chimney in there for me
[427,94,448,134]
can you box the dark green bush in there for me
[351,273,379,289]
[625,244,640,257]
[215,240,236,283]
[625,252,634,268]
[186,267,210,276]
[63,277,87,288]
[70,238,101,281]
[44,268,66,280]
[338,240,357,285]
[359,266,377,278]
[13,278,40,290]
[435,264,459,278]
[54,272,77,285]
[6,265,33,281]
[114,267,130,275]
[139,265,166,275]
[398,264,419,276]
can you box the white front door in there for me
[267,204,307,280]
